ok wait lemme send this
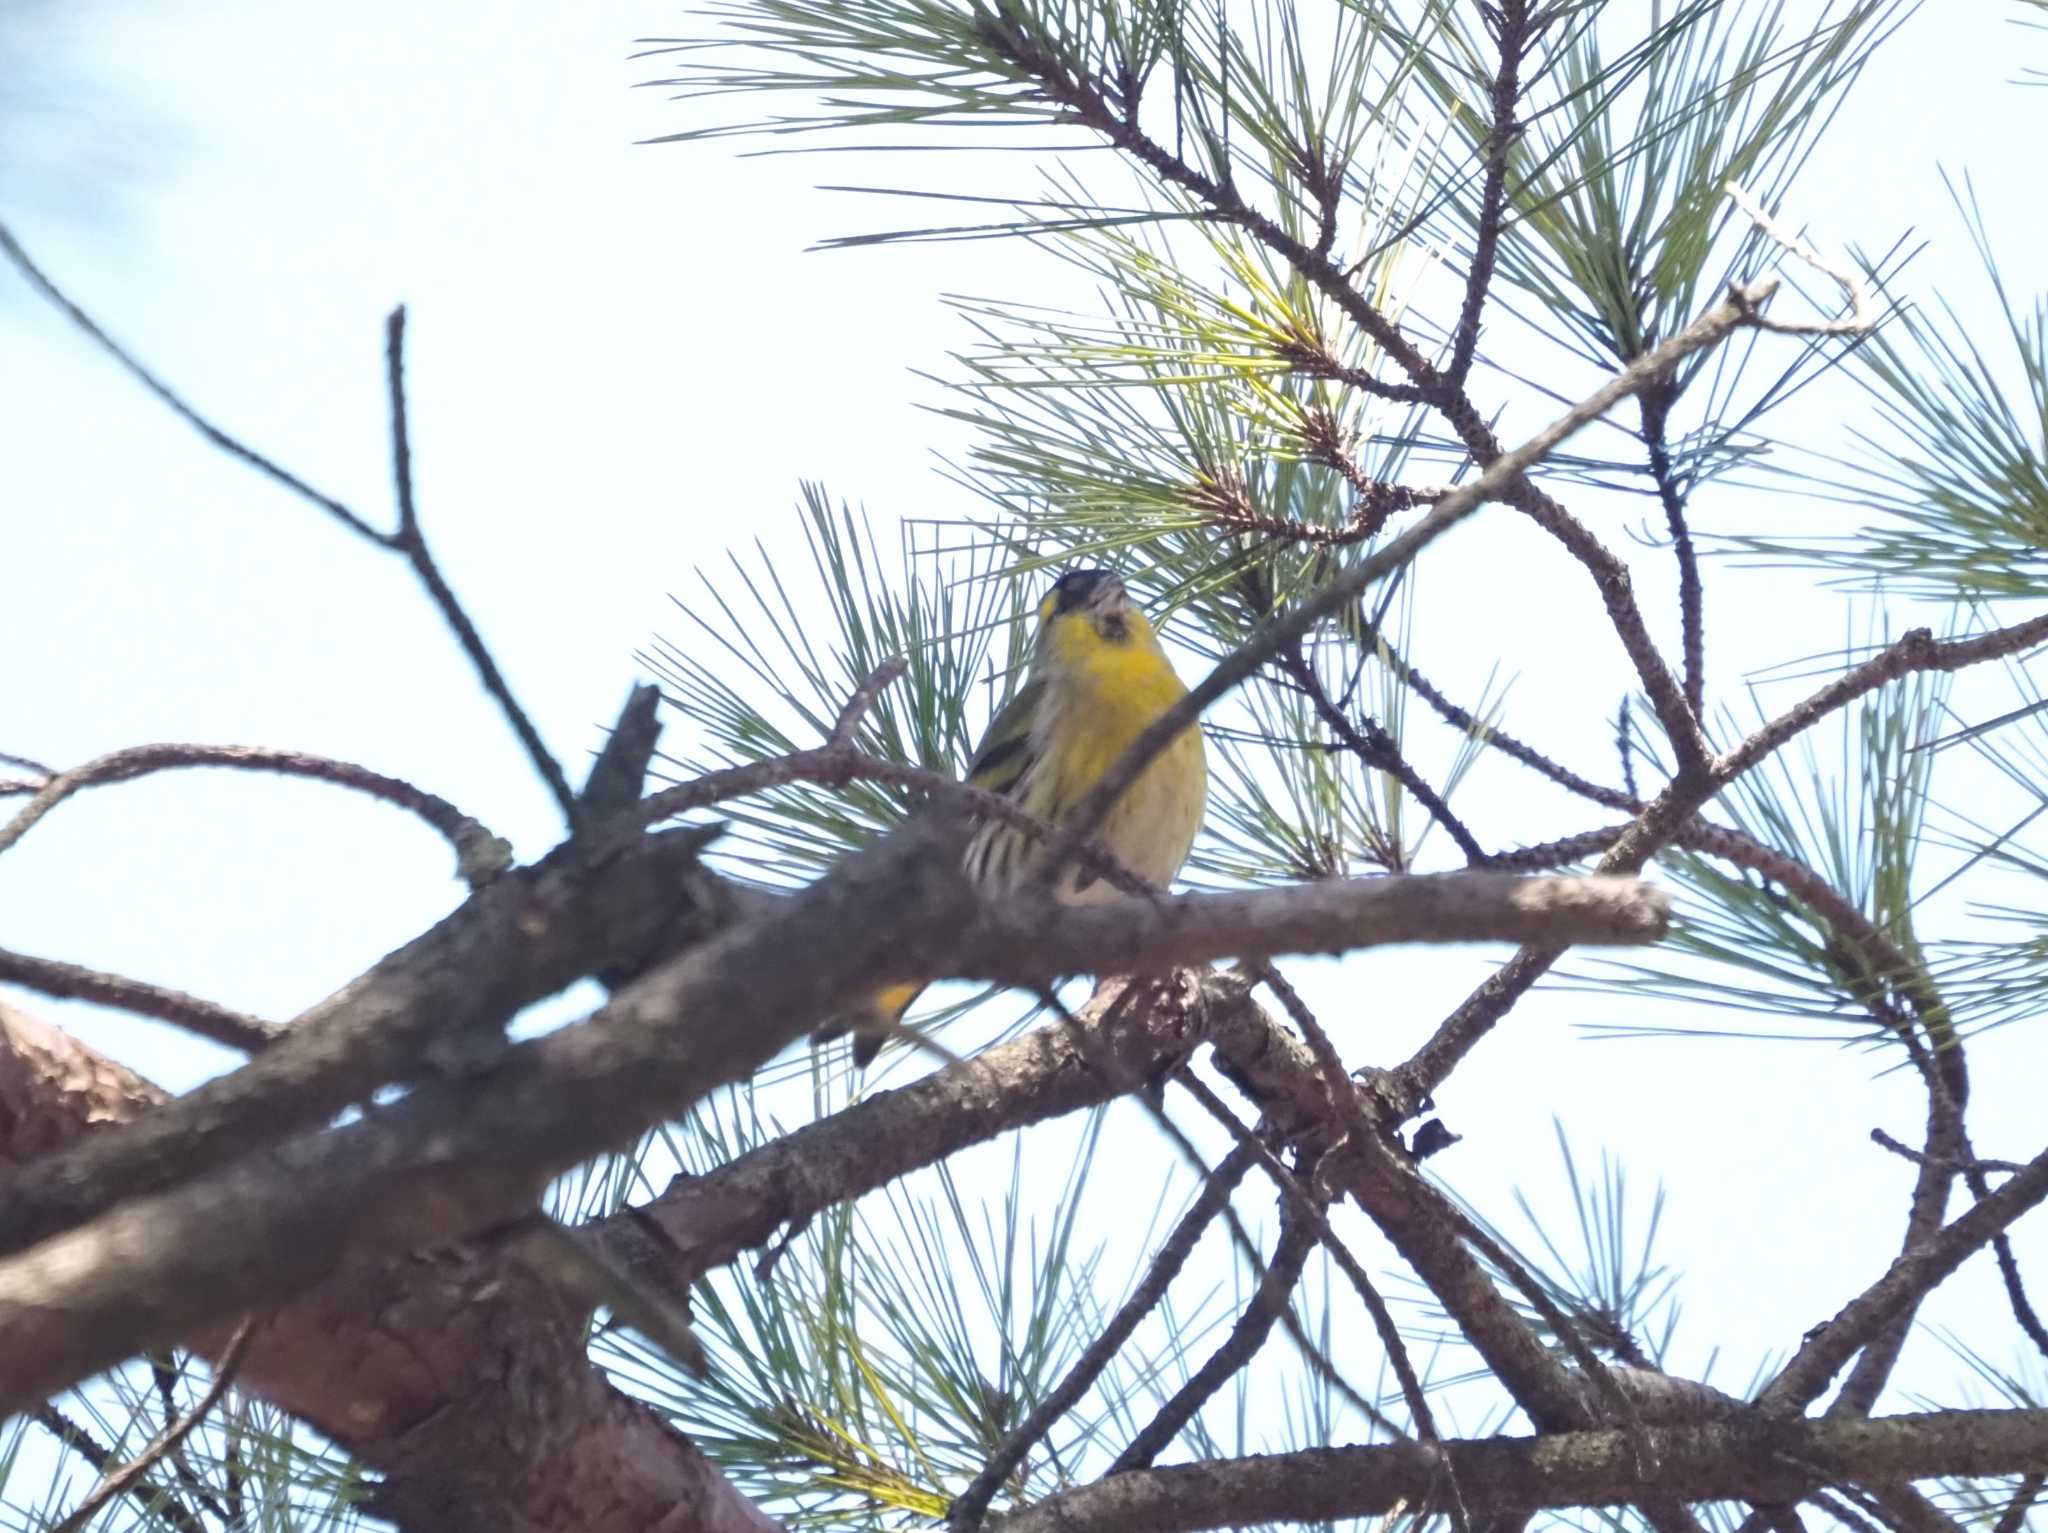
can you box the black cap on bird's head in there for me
[1039,567,1133,642]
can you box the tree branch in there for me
[49,1317,253,1533]
[0,222,387,543]
[948,1142,1257,1530]
[1448,0,1531,384]
[1281,646,1489,864]
[0,823,732,1259]
[33,1402,207,1533]
[991,1410,2048,1533]
[383,306,582,829]
[1757,1138,2048,1413]
[1109,1189,1318,1472]
[0,741,511,885]
[1042,277,1792,886]
[0,946,280,1053]
[1640,381,1706,719]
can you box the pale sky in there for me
[4,0,2048,1513]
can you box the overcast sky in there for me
[5,0,2048,1500]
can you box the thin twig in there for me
[34,1404,207,1533]
[0,742,512,886]
[1034,982,1393,1435]
[1448,0,1530,384]
[1871,1128,2023,1177]
[1357,619,1637,812]
[149,1352,234,1526]
[1641,382,1706,720]
[49,1316,254,1533]
[827,657,909,747]
[383,307,582,829]
[0,946,281,1053]
[1281,647,1488,864]
[1168,1065,1434,1446]
[1726,182,1874,335]
[1236,965,1460,1515]
[1993,1472,2045,1533]
[0,221,585,840]
[1040,276,1785,890]
[1759,1136,2048,1413]
[947,1142,1257,1530]
[0,223,387,542]
[1109,1190,1319,1472]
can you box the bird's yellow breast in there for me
[1035,623,1207,901]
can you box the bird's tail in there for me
[811,980,925,1068]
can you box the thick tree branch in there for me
[4,978,1212,1533]
[989,1409,2048,1533]
[0,823,733,1259]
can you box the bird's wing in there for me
[963,676,1043,797]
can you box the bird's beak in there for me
[1087,574,1130,617]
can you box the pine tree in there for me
[4,3,2048,1532]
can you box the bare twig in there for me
[947,1142,1258,1530]
[1356,619,1637,812]
[0,223,586,839]
[1758,1137,2048,1412]
[383,307,582,829]
[1109,1190,1319,1473]
[1195,971,1456,1495]
[1167,1064,1409,1443]
[1041,277,1788,888]
[826,657,909,747]
[1640,382,1706,720]
[1871,1128,2023,1178]
[49,1316,254,1533]
[1448,0,1531,384]
[34,1403,207,1533]
[1033,982,1393,1434]
[1393,610,2048,1116]
[1726,182,1874,335]
[0,946,281,1053]
[1281,647,1488,864]
[0,223,386,542]
[0,742,512,886]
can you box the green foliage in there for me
[641,483,1033,884]
[1409,0,1911,370]
[1744,182,2048,600]
[38,0,2048,1527]
[1578,648,1948,1049]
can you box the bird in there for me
[816,566,1209,1067]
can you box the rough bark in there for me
[991,1409,2048,1533]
